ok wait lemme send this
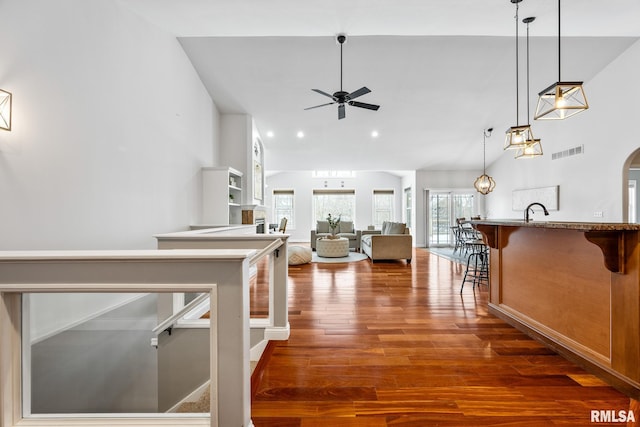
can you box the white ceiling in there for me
[120,0,640,172]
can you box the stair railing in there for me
[0,248,256,427]
[152,292,210,339]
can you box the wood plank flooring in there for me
[251,247,636,426]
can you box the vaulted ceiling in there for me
[121,0,640,171]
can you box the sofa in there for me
[361,221,412,263]
[311,220,360,251]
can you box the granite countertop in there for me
[470,219,640,231]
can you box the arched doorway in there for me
[623,148,640,223]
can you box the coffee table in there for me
[316,237,349,258]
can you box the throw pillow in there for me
[387,222,407,234]
[381,221,390,235]
[317,221,329,233]
[339,221,353,234]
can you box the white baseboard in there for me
[264,323,290,341]
[250,340,269,362]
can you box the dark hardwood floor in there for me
[251,247,636,426]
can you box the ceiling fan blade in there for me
[338,103,346,120]
[304,102,335,110]
[349,101,380,111]
[312,89,336,100]
[347,87,371,100]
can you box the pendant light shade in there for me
[505,125,534,150]
[534,0,588,120]
[534,82,588,120]
[474,174,497,195]
[475,128,496,195]
[515,139,543,159]
[504,0,531,150]
[0,89,11,131]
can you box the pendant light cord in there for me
[483,132,487,174]
[558,0,562,81]
[526,19,530,125]
[515,2,520,125]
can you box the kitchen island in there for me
[472,220,640,398]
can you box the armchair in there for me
[360,221,412,263]
[311,220,361,251]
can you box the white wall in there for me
[0,0,220,345]
[0,0,218,251]
[265,171,405,242]
[486,39,640,222]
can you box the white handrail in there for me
[249,238,284,266]
[152,292,210,336]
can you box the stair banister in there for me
[249,238,284,266]
[152,292,211,337]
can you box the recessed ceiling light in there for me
[266,131,274,138]
[296,131,304,138]
[371,130,379,138]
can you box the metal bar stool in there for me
[460,240,489,293]
[451,226,463,253]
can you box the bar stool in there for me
[460,240,489,293]
[451,226,463,253]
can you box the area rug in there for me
[312,252,368,263]
[426,247,468,265]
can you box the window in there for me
[273,190,295,228]
[312,170,356,179]
[373,190,394,228]
[404,187,412,226]
[313,189,355,223]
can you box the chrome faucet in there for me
[525,202,549,222]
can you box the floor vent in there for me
[552,145,584,160]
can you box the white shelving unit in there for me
[202,167,243,225]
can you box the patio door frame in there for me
[425,189,479,248]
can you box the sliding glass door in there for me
[428,191,476,247]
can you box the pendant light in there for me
[474,128,496,195]
[516,16,543,159]
[534,0,588,120]
[504,0,534,150]
[0,89,11,131]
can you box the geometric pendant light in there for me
[504,0,534,150]
[534,0,588,120]
[515,137,543,158]
[516,16,544,159]
[0,89,11,131]
[474,128,496,195]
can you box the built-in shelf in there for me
[202,167,243,225]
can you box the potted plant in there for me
[327,213,341,238]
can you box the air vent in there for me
[551,145,584,160]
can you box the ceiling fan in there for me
[305,34,380,120]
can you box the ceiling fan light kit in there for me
[304,34,380,120]
[534,0,588,120]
